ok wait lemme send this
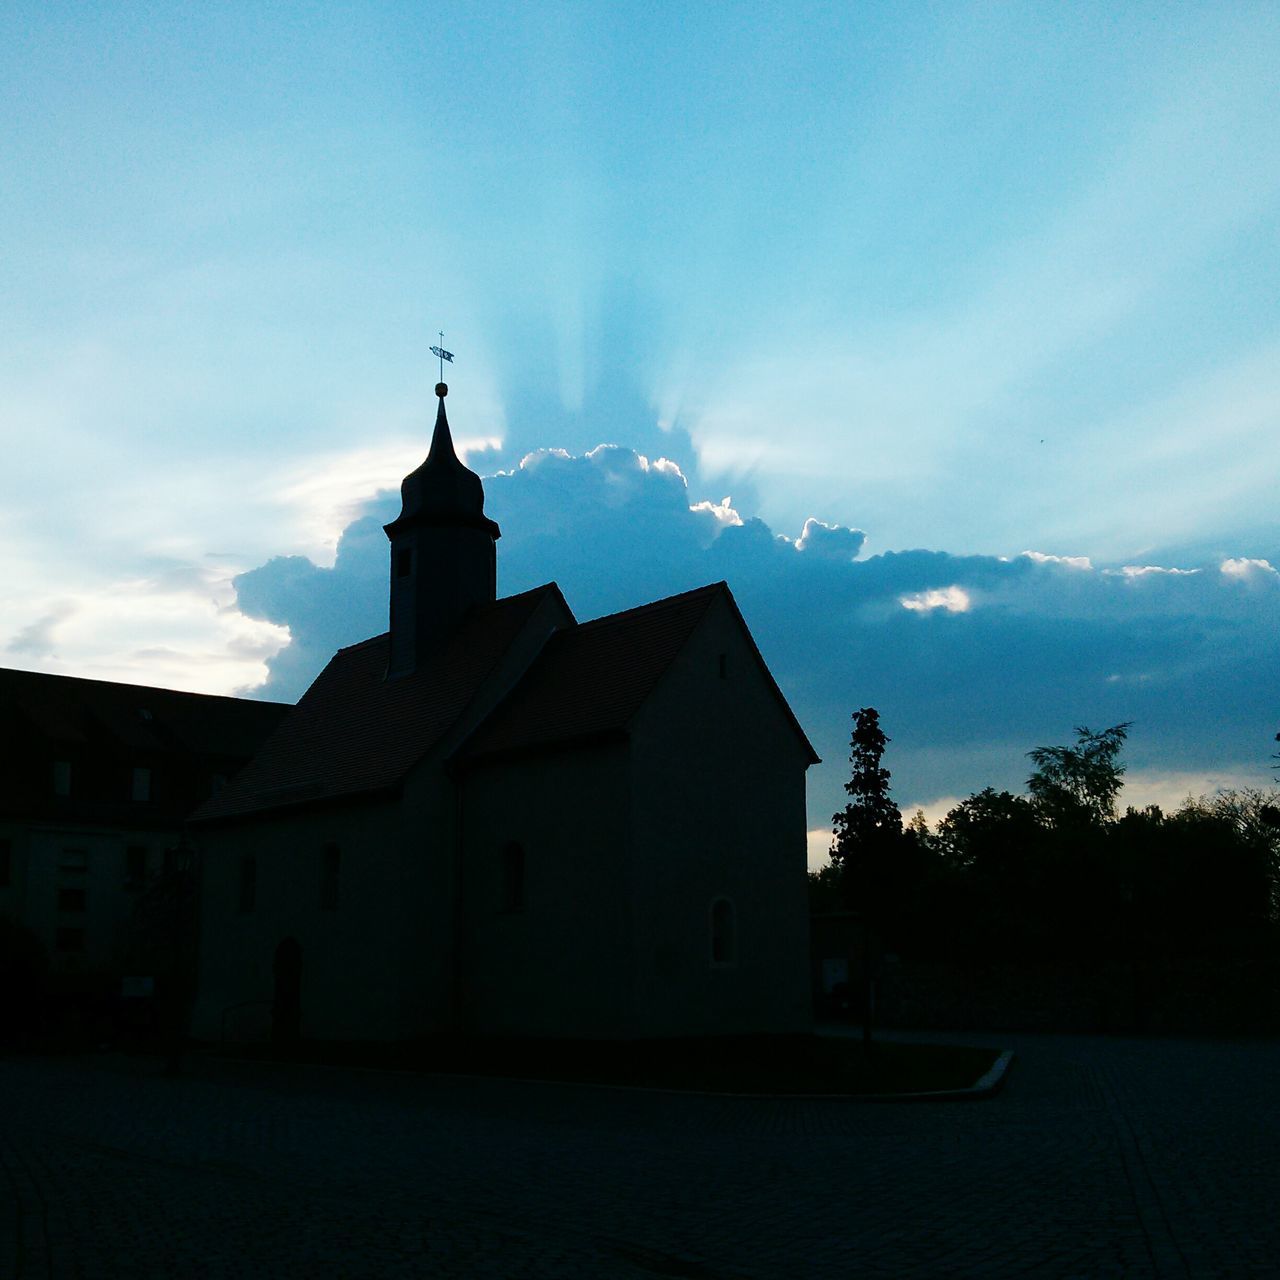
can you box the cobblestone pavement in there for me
[2,1029,1278,1278]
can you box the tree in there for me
[935,788,1039,870]
[830,708,904,1045]
[1027,722,1132,828]
[830,707,903,880]
[806,861,845,914]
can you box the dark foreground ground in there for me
[203,1033,999,1095]
[3,1028,1278,1277]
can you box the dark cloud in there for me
[5,603,75,657]
[232,444,1280,825]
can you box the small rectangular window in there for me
[238,855,257,913]
[56,926,85,953]
[131,767,151,803]
[396,547,413,578]
[320,843,340,911]
[58,886,87,913]
[53,760,71,797]
[0,838,10,888]
[125,845,147,888]
[59,848,88,873]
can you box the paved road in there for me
[2,1030,1277,1278]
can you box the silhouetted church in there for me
[192,385,818,1041]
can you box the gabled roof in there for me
[191,584,566,824]
[0,666,289,824]
[0,666,287,761]
[458,581,820,766]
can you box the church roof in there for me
[194,579,817,824]
[457,581,820,766]
[191,583,565,824]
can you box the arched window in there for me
[710,897,736,966]
[500,842,525,913]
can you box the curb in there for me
[850,1048,1015,1103]
[190,1046,1015,1103]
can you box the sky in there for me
[2,3,1278,864]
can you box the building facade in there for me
[191,384,818,1042]
[0,668,287,993]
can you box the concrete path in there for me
[2,1030,1278,1277]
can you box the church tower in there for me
[383,382,501,676]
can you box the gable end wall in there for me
[627,593,813,1036]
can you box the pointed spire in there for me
[385,382,500,539]
[425,385,459,465]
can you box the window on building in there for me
[0,838,10,888]
[320,843,340,910]
[210,773,227,798]
[58,886,87,913]
[56,926,85,953]
[59,848,88,873]
[125,845,147,888]
[53,760,71,797]
[396,547,413,577]
[710,898,736,966]
[131,767,151,803]
[718,652,728,679]
[238,855,257,913]
[499,842,525,913]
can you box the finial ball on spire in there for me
[436,382,448,398]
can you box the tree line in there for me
[812,709,1280,1030]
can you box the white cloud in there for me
[689,496,743,529]
[795,517,866,561]
[807,827,833,872]
[1221,557,1278,580]
[3,570,289,696]
[272,434,502,566]
[1105,565,1200,578]
[1120,768,1278,814]
[1021,551,1093,570]
[901,795,967,830]
[900,585,971,613]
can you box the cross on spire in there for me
[429,331,454,384]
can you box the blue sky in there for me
[2,3,1278,859]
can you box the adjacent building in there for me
[0,668,287,986]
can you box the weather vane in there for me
[429,331,454,384]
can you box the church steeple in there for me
[384,383,501,676]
